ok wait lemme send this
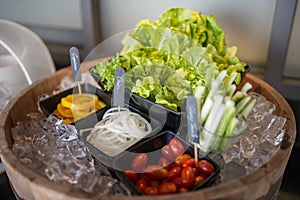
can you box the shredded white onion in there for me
[86,107,152,156]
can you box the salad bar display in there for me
[89,7,254,155]
[0,7,296,200]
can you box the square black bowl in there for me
[79,105,164,167]
[112,130,220,195]
[240,65,251,81]
[39,83,111,130]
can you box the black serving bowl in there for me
[112,130,220,195]
[241,65,251,80]
[39,83,111,130]
[79,105,164,167]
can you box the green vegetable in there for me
[131,7,246,74]
[196,70,254,153]
[92,46,217,111]
[91,7,247,111]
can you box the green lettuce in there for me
[121,7,245,75]
[91,7,247,111]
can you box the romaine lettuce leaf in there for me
[92,7,248,111]
[124,7,246,75]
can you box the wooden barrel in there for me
[0,64,296,200]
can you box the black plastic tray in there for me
[112,130,220,195]
[241,65,251,80]
[39,83,111,129]
[79,105,164,167]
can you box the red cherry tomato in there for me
[136,179,147,192]
[182,158,196,168]
[172,177,183,188]
[194,175,206,187]
[162,145,176,160]
[178,187,189,193]
[174,154,191,166]
[148,180,160,187]
[197,160,215,176]
[158,157,170,168]
[169,139,185,157]
[181,166,195,188]
[192,167,199,177]
[131,153,148,172]
[158,182,177,194]
[124,170,139,183]
[139,173,149,181]
[144,165,168,180]
[167,166,182,179]
[144,186,158,195]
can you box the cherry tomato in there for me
[124,170,139,183]
[136,179,147,192]
[197,160,215,176]
[139,173,149,181]
[192,167,199,177]
[144,186,158,195]
[172,177,183,188]
[162,145,176,160]
[178,187,189,193]
[194,175,206,187]
[158,157,170,168]
[167,166,182,179]
[131,153,148,172]
[174,154,191,166]
[148,180,160,187]
[144,165,168,180]
[158,182,177,194]
[169,139,185,157]
[181,166,195,188]
[182,158,196,168]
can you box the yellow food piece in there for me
[57,103,73,118]
[63,118,75,124]
[96,100,106,110]
[61,93,98,111]
[53,93,106,124]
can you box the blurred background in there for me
[0,0,299,199]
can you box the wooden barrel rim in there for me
[0,67,296,200]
